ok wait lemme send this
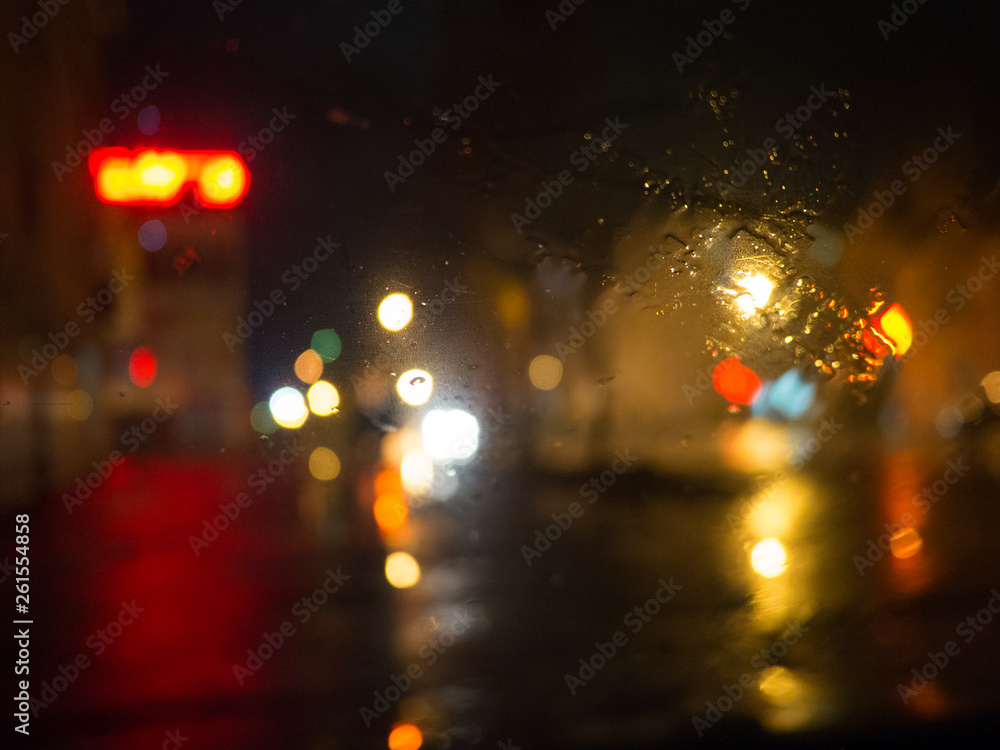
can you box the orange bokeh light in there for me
[293,349,324,384]
[890,526,923,558]
[374,493,408,533]
[388,724,423,750]
[90,148,250,208]
[375,468,402,497]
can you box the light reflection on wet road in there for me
[21,417,1000,747]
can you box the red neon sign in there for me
[89,148,250,208]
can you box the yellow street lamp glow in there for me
[378,293,413,331]
[750,538,787,578]
[528,354,563,390]
[747,479,809,538]
[308,446,341,480]
[307,380,340,415]
[385,551,421,588]
[983,371,1000,404]
[269,387,308,429]
[397,369,433,405]
[67,390,94,421]
[758,666,803,706]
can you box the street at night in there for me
[3,1,1000,748]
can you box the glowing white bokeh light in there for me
[397,369,433,406]
[378,293,413,331]
[401,450,434,495]
[269,387,308,429]
[735,274,774,317]
[750,538,787,578]
[307,380,340,415]
[421,409,480,462]
[385,551,421,588]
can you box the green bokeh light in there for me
[311,329,342,363]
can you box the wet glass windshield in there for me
[3,0,1000,747]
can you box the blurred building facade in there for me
[0,0,252,511]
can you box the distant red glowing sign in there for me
[713,356,762,406]
[89,148,250,208]
[129,347,158,388]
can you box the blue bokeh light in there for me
[752,369,817,420]
[137,105,161,135]
[138,220,167,252]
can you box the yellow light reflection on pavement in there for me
[747,479,811,539]
[759,666,803,706]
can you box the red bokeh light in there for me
[129,347,158,388]
[712,356,762,406]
